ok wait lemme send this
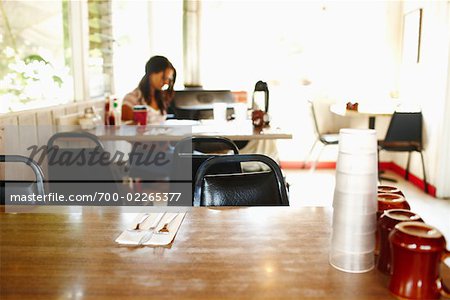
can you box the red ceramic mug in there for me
[378,185,404,196]
[377,193,410,220]
[389,222,450,299]
[375,193,411,255]
[376,209,422,274]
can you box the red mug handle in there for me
[441,249,450,298]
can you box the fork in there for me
[132,214,150,230]
[138,231,154,245]
[157,213,179,234]
[130,213,165,231]
[138,213,178,245]
[137,213,166,245]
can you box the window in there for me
[111,0,183,97]
[88,0,114,97]
[0,0,183,113]
[0,1,73,113]
[200,2,316,91]
[110,0,152,97]
[200,1,395,97]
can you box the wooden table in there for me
[0,207,404,299]
[89,120,292,142]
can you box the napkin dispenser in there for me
[79,107,102,130]
[252,81,270,128]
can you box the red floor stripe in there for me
[280,160,436,197]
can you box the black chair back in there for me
[379,111,428,193]
[175,136,239,155]
[1,155,45,204]
[47,131,104,149]
[170,90,234,120]
[46,132,119,195]
[193,154,289,206]
[171,137,241,183]
[384,112,422,145]
[170,137,241,206]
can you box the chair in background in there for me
[169,89,235,120]
[169,136,241,206]
[169,89,250,149]
[193,154,289,206]
[47,131,120,195]
[171,136,241,183]
[0,155,45,204]
[378,111,428,193]
[176,136,240,155]
[303,100,339,170]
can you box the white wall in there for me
[291,0,450,197]
[436,14,450,197]
[394,1,450,196]
[277,1,403,163]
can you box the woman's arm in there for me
[121,89,141,121]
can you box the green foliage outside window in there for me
[0,1,70,113]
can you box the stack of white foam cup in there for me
[329,128,378,273]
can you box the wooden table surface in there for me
[0,207,409,299]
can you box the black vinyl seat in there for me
[378,111,428,193]
[170,137,241,206]
[193,154,289,206]
[304,100,339,170]
[1,155,45,204]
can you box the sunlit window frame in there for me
[68,0,92,103]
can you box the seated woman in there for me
[122,56,177,194]
[122,55,176,124]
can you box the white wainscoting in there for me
[0,99,104,180]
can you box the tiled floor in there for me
[284,168,450,246]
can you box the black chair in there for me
[168,137,241,206]
[193,154,289,206]
[170,89,235,120]
[378,112,428,193]
[1,155,45,204]
[47,131,120,196]
[175,136,239,155]
[304,100,339,170]
[128,140,175,181]
[171,137,241,196]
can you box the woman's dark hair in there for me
[138,55,176,114]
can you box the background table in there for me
[89,120,292,142]
[330,103,395,129]
[0,206,412,299]
[330,103,400,182]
